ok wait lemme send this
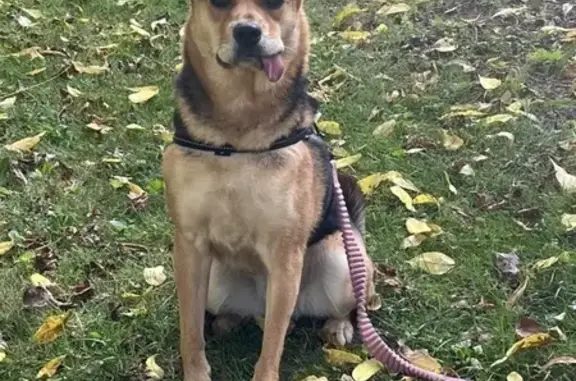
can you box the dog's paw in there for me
[321,318,354,347]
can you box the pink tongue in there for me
[261,55,285,82]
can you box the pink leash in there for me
[331,162,469,381]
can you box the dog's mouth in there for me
[216,52,285,83]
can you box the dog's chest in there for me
[186,156,297,262]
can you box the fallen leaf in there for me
[21,8,43,19]
[532,256,559,270]
[317,121,342,135]
[130,24,151,37]
[495,252,520,287]
[407,252,455,275]
[459,164,475,176]
[401,234,427,249]
[490,333,552,368]
[128,182,146,199]
[561,213,576,231]
[17,15,33,28]
[440,110,486,119]
[442,130,464,150]
[492,6,527,18]
[506,372,523,381]
[484,114,515,125]
[541,356,576,370]
[4,132,46,152]
[145,355,165,380]
[506,277,529,308]
[65,85,82,97]
[549,326,567,342]
[0,97,16,110]
[30,273,53,288]
[333,3,362,28]
[323,347,362,365]
[126,123,145,130]
[352,359,384,381]
[86,122,112,134]
[71,61,108,75]
[338,31,371,42]
[378,3,411,15]
[399,345,442,373]
[301,376,328,381]
[390,185,415,212]
[33,311,72,344]
[551,159,576,193]
[479,76,502,90]
[515,317,544,338]
[36,355,66,379]
[335,153,362,169]
[27,67,46,76]
[433,38,457,52]
[412,194,439,205]
[0,241,14,255]
[372,120,396,137]
[358,173,386,195]
[143,266,166,286]
[128,86,159,104]
[406,218,432,235]
[390,175,421,193]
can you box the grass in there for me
[1,0,575,380]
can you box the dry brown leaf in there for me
[515,317,544,338]
[36,355,66,379]
[33,311,72,344]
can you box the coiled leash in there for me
[330,161,470,381]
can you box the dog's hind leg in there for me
[296,231,375,347]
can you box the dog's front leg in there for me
[253,248,304,381]
[173,231,212,381]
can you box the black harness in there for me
[171,111,340,247]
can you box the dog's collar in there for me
[172,111,319,156]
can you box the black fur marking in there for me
[337,172,366,235]
[175,61,213,122]
[277,64,317,125]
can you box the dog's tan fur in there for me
[162,1,375,380]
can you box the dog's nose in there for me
[233,23,262,48]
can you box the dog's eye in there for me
[210,0,230,8]
[263,0,283,10]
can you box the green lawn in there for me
[1,0,575,380]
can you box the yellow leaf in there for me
[374,23,388,34]
[317,121,342,135]
[358,173,386,195]
[333,4,362,28]
[145,355,165,380]
[479,75,502,90]
[352,359,384,381]
[0,352,5,362]
[412,194,439,205]
[551,159,576,193]
[372,120,396,137]
[561,213,576,231]
[0,96,17,110]
[390,186,415,212]
[128,86,159,104]
[0,241,14,255]
[532,256,559,270]
[33,311,72,345]
[378,3,411,15]
[30,273,53,287]
[143,266,166,286]
[401,234,427,249]
[399,346,442,373]
[71,61,108,75]
[490,333,552,368]
[407,252,455,275]
[128,182,146,199]
[439,110,486,119]
[384,171,420,192]
[406,218,432,235]
[36,355,66,379]
[338,31,370,42]
[442,129,464,150]
[506,101,523,114]
[4,131,46,152]
[335,153,361,169]
[323,347,362,365]
[301,377,328,381]
[26,67,46,76]
[65,85,82,98]
[174,62,183,72]
[484,114,515,125]
[506,372,523,381]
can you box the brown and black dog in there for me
[161,1,376,380]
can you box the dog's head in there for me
[188,0,305,83]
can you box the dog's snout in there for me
[233,23,262,49]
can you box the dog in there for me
[161,1,376,380]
